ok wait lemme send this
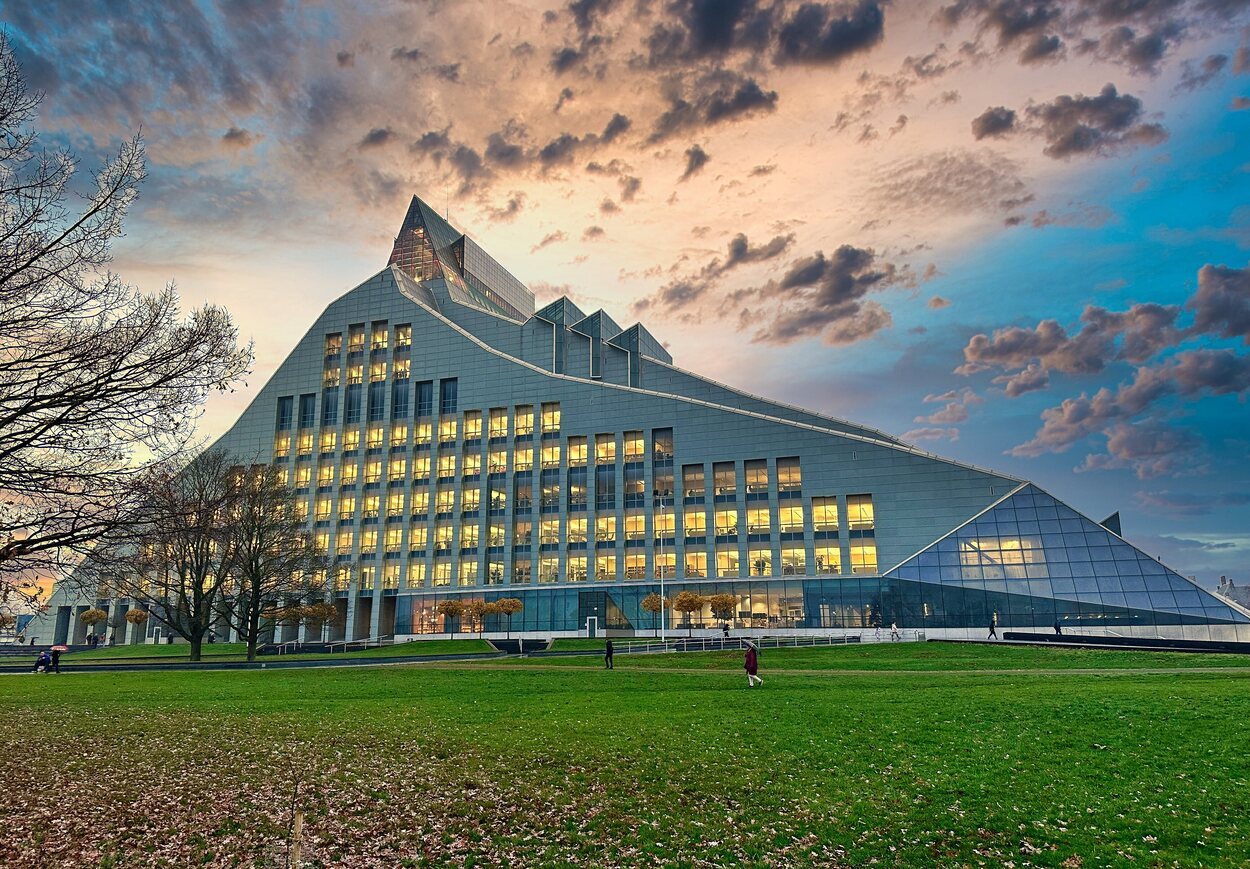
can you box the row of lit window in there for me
[320,540,880,591]
[325,323,412,356]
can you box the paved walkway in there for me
[410,661,1250,678]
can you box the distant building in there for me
[1216,576,1250,610]
[28,196,1250,644]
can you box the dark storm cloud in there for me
[679,144,710,180]
[775,0,886,66]
[550,45,584,74]
[1026,84,1167,158]
[600,112,632,143]
[644,0,775,66]
[221,126,258,148]
[336,50,355,67]
[554,86,575,112]
[971,105,1017,138]
[568,0,621,32]
[1187,264,1250,343]
[1019,32,1064,63]
[358,127,396,148]
[649,71,778,142]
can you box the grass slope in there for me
[60,638,495,665]
[2,645,1248,867]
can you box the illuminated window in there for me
[414,422,432,445]
[436,489,455,514]
[653,509,675,537]
[395,324,412,347]
[814,544,841,574]
[294,498,309,523]
[338,496,356,521]
[623,431,644,460]
[274,433,291,458]
[313,531,330,554]
[363,495,380,519]
[684,508,707,536]
[781,546,805,575]
[336,530,354,555]
[713,462,735,495]
[538,556,559,583]
[437,454,457,478]
[275,467,290,486]
[408,561,426,588]
[488,408,508,438]
[439,417,458,443]
[779,505,805,533]
[625,552,645,580]
[541,443,561,469]
[847,495,875,530]
[488,482,506,511]
[389,458,407,482]
[684,550,707,578]
[295,465,312,488]
[850,540,877,573]
[463,453,482,477]
[343,429,360,452]
[514,517,532,545]
[683,465,705,498]
[364,460,382,484]
[746,507,771,534]
[391,423,408,446]
[515,405,534,436]
[515,446,534,471]
[595,434,616,464]
[541,476,560,507]
[488,449,507,474]
[745,460,768,494]
[464,411,482,440]
[716,547,740,577]
[568,555,587,582]
[323,366,340,387]
[370,361,387,382]
[314,497,332,520]
[595,515,617,543]
[433,560,452,586]
[371,323,388,351]
[624,512,646,541]
[320,430,337,453]
[341,463,358,486]
[435,523,454,553]
[409,525,428,549]
[411,489,429,514]
[652,428,673,461]
[325,333,342,355]
[347,363,364,385]
[777,457,801,493]
[461,487,480,513]
[486,560,505,585]
[297,432,314,455]
[366,424,384,449]
[385,528,403,554]
[812,497,839,532]
[567,516,588,544]
[513,559,531,583]
[540,517,560,545]
[541,402,561,434]
[413,456,431,480]
[654,551,675,579]
[387,491,405,517]
[488,522,506,547]
[568,437,587,467]
[382,563,401,588]
[359,565,377,589]
[347,324,365,353]
[595,553,616,581]
[748,546,772,576]
[334,566,351,591]
[460,521,479,549]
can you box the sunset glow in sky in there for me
[4,0,1249,585]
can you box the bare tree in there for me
[88,449,240,661]
[0,36,252,617]
[220,464,324,662]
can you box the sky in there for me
[3,0,1249,587]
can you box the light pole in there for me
[658,497,666,646]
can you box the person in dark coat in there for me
[50,648,61,674]
[744,641,762,687]
[1053,619,1062,636]
[604,639,614,670]
[987,616,998,640]
[33,651,49,673]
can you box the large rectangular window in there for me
[595,553,616,581]
[595,434,616,464]
[850,540,877,573]
[652,428,673,461]
[347,324,365,353]
[345,385,362,424]
[568,556,588,582]
[781,546,805,575]
[848,494,875,530]
[748,545,772,576]
[777,457,801,494]
[324,333,342,356]
[541,402,561,434]
[567,516,588,544]
[713,462,735,496]
[746,507,771,534]
[684,550,708,578]
[464,410,482,440]
[682,464,705,498]
[623,431,644,461]
[684,508,707,537]
[512,559,531,584]
[745,459,768,494]
[812,497,840,532]
[625,552,645,580]
[595,515,617,543]
[568,436,587,467]
[371,322,389,351]
[321,389,339,426]
[715,508,738,536]
[433,560,452,587]
[298,394,316,429]
[415,381,434,417]
[595,465,615,509]
[515,405,534,436]
[715,546,740,577]
[488,408,508,439]
[276,396,294,430]
[395,324,412,348]
[439,378,458,415]
[779,504,805,534]
[814,544,841,574]
[392,381,410,419]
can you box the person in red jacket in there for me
[744,641,762,688]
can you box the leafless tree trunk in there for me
[0,35,252,619]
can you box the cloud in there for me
[649,70,779,142]
[358,127,396,149]
[1175,53,1228,92]
[993,361,1050,396]
[531,230,567,252]
[970,105,1016,138]
[1135,490,1250,516]
[550,45,584,74]
[221,126,258,149]
[554,87,574,112]
[1025,84,1168,159]
[336,50,355,68]
[928,295,950,309]
[391,46,423,64]
[485,192,526,222]
[867,149,1032,216]
[582,225,606,240]
[1187,264,1250,343]
[599,197,620,214]
[619,175,641,201]
[915,387,982,424]
[1076,421,1203,479]
[774,0,886,66]
[1234,96,1250,110]
[632,231,796,317]
[902,426,960,442]
[679,144,710,181]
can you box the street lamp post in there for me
[658,497,666,646]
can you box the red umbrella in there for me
[51,644,69,652]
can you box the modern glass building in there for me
[34,196,1250,643]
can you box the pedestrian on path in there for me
[744,641,762,687]
[987,616,998,640]
[1053,619,1062,636]
[50,648,61,674]
[890,622,900,642]
[604,639,614,670]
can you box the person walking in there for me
[1053,619,1062,636]
[890,622,900,642]
[50,648,61,674]
[987,616,998,640]
[604,639,614,670]
[744,641,762,687]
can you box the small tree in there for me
[641,592,668,637]
[672,591,705,636]
[301,602,340,642]
[483,601,503,636]
[707,593,739,628]
[124,608,149,642]
[496,597,523,638]
[79,608,108,636]
[462,599,487,637]
[437,599,464,638]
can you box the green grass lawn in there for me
[61,637,495,665]
[2,645,1248,868]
